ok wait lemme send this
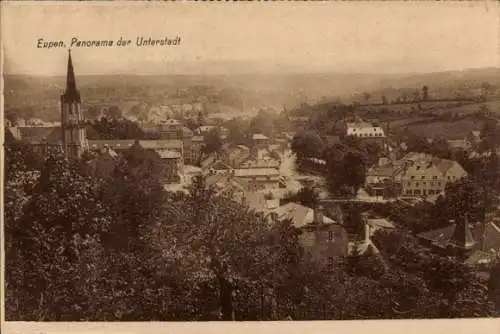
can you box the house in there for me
[270,203,349,263]
[203,160,233,176]
[226,145,251,168]
[6,125,64,156]
[287,115,309,132]
[183,135,205,165]
[158,119,183,140]
[365,152,467,198]
[417,213,500,266]
[233,167,280,192]
[205,173,281,213]
[88,140,135,152]
[345,213,389,272]
[447,130,482,152]
[206,173,248,205]
[195,125,229,139]
[345,119,386,139]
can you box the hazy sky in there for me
[2,2,499,76]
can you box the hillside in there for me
[5,67,500,123]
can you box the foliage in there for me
[202,129,224,155]
[326,149,367,196]
[88,117,145,140]
[281,186,320,208]
[291,130,325,161]
[5,144,494,320]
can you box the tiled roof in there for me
[88,140,135,150]
[191,136,205,142]
[139,140,183,150]
[367,164,396,177]
[252,133,268,140]
[236,145,250,151]
[234,168,280,177]
[434,159,456,175]
[417,224,455,248]
[465,250,498,266]
[447,139,469,149]
[417,221,500,252]
[367,218,395,230]
[205,173,226,187]
[159,150,181,159]
[13,126,62,144]
[273,203,336,229]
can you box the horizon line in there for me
[5,65,500,78]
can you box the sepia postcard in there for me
[1,1,500,333]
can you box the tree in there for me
[480,119,500,151]
[481,82,492,102]
[281,186,320,208]
[90,117,145,140]
[488,261,500,316]
[291,131,325,161]
[147,176,303,320]
[107,105,123,119]
[6,149,114,320]
[422,85,429,101]
[428,137,452,159]
[327,150,367,196]
[250,110,278,137]
[101,144,167,251]
[203,129,224,155]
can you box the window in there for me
[407,182,411,186]
[423,182,426,186]
[411,176,415,179]
[421,176,425,179]
[406,190,412,195]
[433,176,438,180]
[415,182,419,187]
[328,231,334,242]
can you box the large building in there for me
[345,119,386,140]
[365,152,468,198]
[7,51,88,159]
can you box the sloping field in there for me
[393,117,485,139]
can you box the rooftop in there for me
[252,133,269,140]
[234,168,280,177]
[272,202,337,229]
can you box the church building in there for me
[7,50,88,159]
[6,51,185,184]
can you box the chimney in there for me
[313,205,324,225]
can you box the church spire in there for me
[64,49,81,103]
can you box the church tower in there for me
[61,50,87,159]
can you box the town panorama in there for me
[4,51,500,321]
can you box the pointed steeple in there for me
[63,49,81,103]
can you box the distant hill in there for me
[5,67,500,122]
